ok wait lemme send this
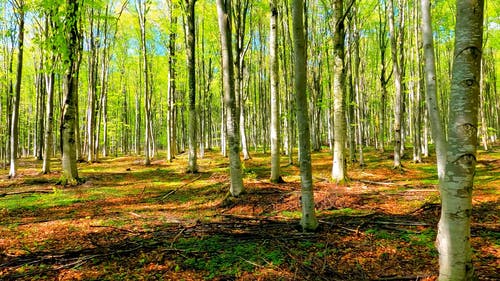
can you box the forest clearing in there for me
[0,146,498,280]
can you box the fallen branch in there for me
[0,190,53,197]
[160,175,202,201]
[375,275,432,281]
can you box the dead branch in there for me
[160,175,202,200]
[0,190,53,197]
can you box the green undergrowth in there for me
[175,235,285,279]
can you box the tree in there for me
[436,0,484,279]
[388,0,403,170]
[60,0,81,184]
[137,0,152,166]
[8,0,24,178]
[216,0,244,196]
[331,0,347,183]
[184,0,198,173]
[42,7,57,174]
[421,0,446,181]
[292,0,318,231]
[269,0,282,184]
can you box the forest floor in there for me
[0,145,498,281]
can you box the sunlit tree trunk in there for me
[388,0,403,170]
[377,2,388,153]
[331,0,347,183]
[436,0,484,280]
[216,0,244,196]
[233,0,251,161]
[292,0,318,232]
[137,0,151,165]
[166,2,177,162]
[185,0,198,172]
[269,0,282,183]
[42,66,55,174]
[8,0,24,178]
[421,0,446,180]
[60,0,80,184]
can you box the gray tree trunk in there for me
[185,0,198,172]
[137,0,151,165]
[60,0,80,183]
[292,0,318,232]
[331,0,347,183]
[388,0,403,169]
[8,0,24,178]
[269,0,282,183]
[436,0,484,280]
[421,0,446,180]
[216,0,244,196]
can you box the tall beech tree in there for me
[388,0,403,170]
[216,0,244,196]
[269,0,282,183]
[436,0,484,279]
[60,0,81,183]
[292,0,318,231]
[8,0,24,178]
[331,0,347,183]
[421,0,446,181]
[184,0,198,173]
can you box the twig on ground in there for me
[0,190,53,197]
[160,175,202,201]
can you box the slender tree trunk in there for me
[331,0,347,183]
[269,0,282,183]
[185,0,198,172]
[42,70,55,174]
[9,1,24,178]
[137,0,151,165]
[421,0,446,180]
[60,0,80,184]
[377,2,388,153]
[292,0,318,232]
[216,0,244,196]
[167,3,177,162]
[388,0,403,170]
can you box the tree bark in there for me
[269,0,282,183]
[216,0,244,196]
[436,0,484,280]
[60,0,80,183]
[421,0,446,180]
[8,0,24,178]
[331,0,347,183]
[292,0,318,232]
[388,0,403,170]
[185,0,198,172]
[137,0,151,165]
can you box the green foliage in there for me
[175,235,284,279]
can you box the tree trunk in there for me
[292,0,318,232]
[331,0,347,183]
[421,0,446,180]
[216,0,244,196]
[185,0,198,172]
[60,0,80,184]
[388,0,403,170]
[167,3,177,162]
[436,1,484,279]
[137,0,151,165]
[269,0,282,183]
[8,0,24,178]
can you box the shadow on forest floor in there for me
[0,146,498,280]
